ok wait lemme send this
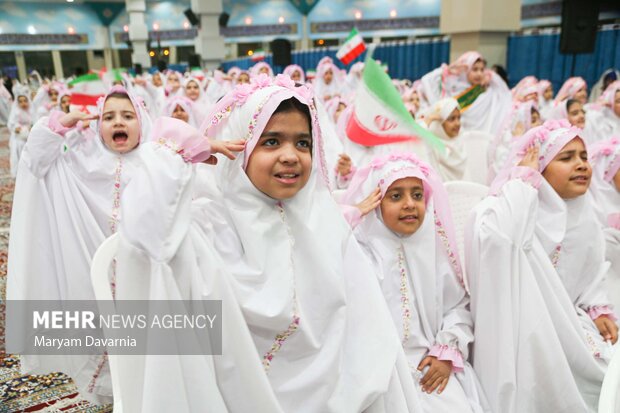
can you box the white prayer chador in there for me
[585,81,620,142]
[466,120,612,413]
[0,77,12,125]
[7,88,34,177]
[419,51,512,136]
[183,76,212,125]
[425,98,467,182]
[113,117,284,412]
[7,86,151,403]
[341,153,489,413]
[589,137,620,312]
[199,80,421,412]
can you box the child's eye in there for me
[390,193,401,200]
[413,192,424,200]
[262,138,278,146]
[297,139,311,149]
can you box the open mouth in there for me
[399,215,418,222]
[569,175,589,183]
[274,173,300,184]
[112,131,128,144]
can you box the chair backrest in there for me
[461,131,493,185]
[443,180,489,290]
[90,233,123,413]
[599,344,620,413]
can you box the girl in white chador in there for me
[8,88,34,177]
[419,51,512,135]
[7,86,152,404]
[182,76,212,125]
[124,76,422,412]
[340,152,489,413]
[466,119,617,413]
[589,137,620,312]
[423,98,467,182]
[163,95,199,127]
[586,80,620,142]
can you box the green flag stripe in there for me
[362,55,444,151]
[68,73,100,86]
[345,27,359,43]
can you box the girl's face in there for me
[172,104,189,123]
[442,108,461,138]
[410,91,420,108]
[48,88,59,103]
[543,86,553,101]
[613,90,620,117]
[542,137,591,199]
[380,177,426,236]
[17,96,29,111]
[152,73,163,87]
[100,97,140,153]
[246,109,312,200]
[167,74,180,90]
[467,60,486,86]
[185,80,200,100]
[323,69,333,85]
[531,108,542,127]
[291,70,302,82]
[259,66,270,75]
[334,102,347,123]
[574,86,587,104]
[60,95,71,113]
[567,101,586,129]
[238,73,250,84]
[523,92,538,102]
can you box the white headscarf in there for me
[425,98,466,181]
[8,86,151,403]
[200,79,419,412]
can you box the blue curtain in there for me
[221,39,450,81]
[507,28,620,91]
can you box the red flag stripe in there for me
[339,42,366,65]
[346,111,419,146]
[70,93,103,106]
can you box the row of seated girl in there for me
[8,76,618,412]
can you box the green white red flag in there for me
[336,28,366,65]
[346,54,444,150]
[67,72,106,107]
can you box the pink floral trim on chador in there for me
[435,214,465,288]
[428,344,464,373]
[262,203,300,371]
[550,244,562,268]
[585,330,602,359]
[587,305,618,321]
[397,246,412,345]
[510,166,542,189]
[608,213,620,231]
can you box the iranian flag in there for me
[68,72,106,110]
[336,28,366,65]
[251,49,266,61]
[346,54,444,151]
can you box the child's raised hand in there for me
[60,111,98,129]
[337,154,352,177]
[203,139,246,165]
[356,188,381,217]
[417,355,452,395]
[594,315,618,344]
[518,144,539,171]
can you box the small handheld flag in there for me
[346,53,444,151]
[336,28,366,65]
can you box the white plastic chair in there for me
[599,344,620,413]
[461,131,493,185]
[443,180,489,291]
[90,233,124,413]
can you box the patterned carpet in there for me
[0,126,113,413]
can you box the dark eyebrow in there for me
[260,131,312,139]
[387,185,424,192]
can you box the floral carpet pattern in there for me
[0,126,112,413]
